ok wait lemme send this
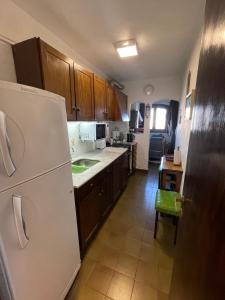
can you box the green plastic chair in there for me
[154,189,182,244]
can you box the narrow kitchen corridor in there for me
[67,165,175,300]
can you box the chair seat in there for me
[155,189,182,217]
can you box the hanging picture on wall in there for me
[185,89,196,120]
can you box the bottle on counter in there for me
[174,146,181,165]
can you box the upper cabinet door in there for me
[13,38,76,121]
[75,66,94,121]
[106,84,115,121]
[40,41,76,121]
[114,89,129,121]
[94,75,106,121]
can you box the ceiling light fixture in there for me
[115,39,138,58]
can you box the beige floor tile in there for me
[107,272,134,300]
[156,249,174,271]
[86,263,114,295]
[135,261,158,289]
[131,281,157,300]
[67,166,175,300]
[157,267,173,294]
[103,231,126,251]
[142,229,155,245]
[97,245,119,269]
[126,225,145,241]
[86,239,104,261]
[122,237,142,258]
[69,285,105,300]
[78,257,97,285]
[145,219,155,231]
[139,242,158,266]
[107,219,132,235]
[114,252,139,278]
[157,291,169,300]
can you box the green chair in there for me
[154,189,182,244]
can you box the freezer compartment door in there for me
[0,163,80,300]
[0,81,71,192]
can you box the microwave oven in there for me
[79,122,106,141]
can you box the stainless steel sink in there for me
[72,159,100,168]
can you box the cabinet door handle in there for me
[12,195,29,249]
[0,111,16,177]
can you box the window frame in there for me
[150,104,169,133]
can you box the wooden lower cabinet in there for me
[75,152,129,256]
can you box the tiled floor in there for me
[67,164,175,300]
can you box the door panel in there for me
[75,67,94,120]
[40,41,76,121]
[0,81,70,193]
[0,163,80,300]
[114,89,128,121]
[94,75,106,121]
[106,84,115,120]
[170,1,225,299]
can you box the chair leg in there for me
[174,217,179,245]
[154,211,159,239]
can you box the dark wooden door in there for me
[106,84,115,120]
[75,66,94,120]
[94,75,106,121]
[170,1,225,299]
[40,41,76,121]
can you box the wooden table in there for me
[159,156,183,192]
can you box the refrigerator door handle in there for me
[12,195,29,249]
[0,111,16,177]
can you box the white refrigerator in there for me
[0,81,80,300]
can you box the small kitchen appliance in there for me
[127,132,135,143]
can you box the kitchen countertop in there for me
[71,147,128,188]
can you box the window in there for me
[150,106,168,131]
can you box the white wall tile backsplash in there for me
[67,122,96,158]
[109,121,129,140]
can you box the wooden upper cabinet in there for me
[12,37,76,121]
[93,75,107,121]
[106,83,115,121]
[75,66,94,121]
[114,88,129,121]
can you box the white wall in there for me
[0,0,107,78]
[0,40,17,82]
[123,76,182,170]
[175,30,203,191]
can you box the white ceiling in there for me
[12,0,205,81]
